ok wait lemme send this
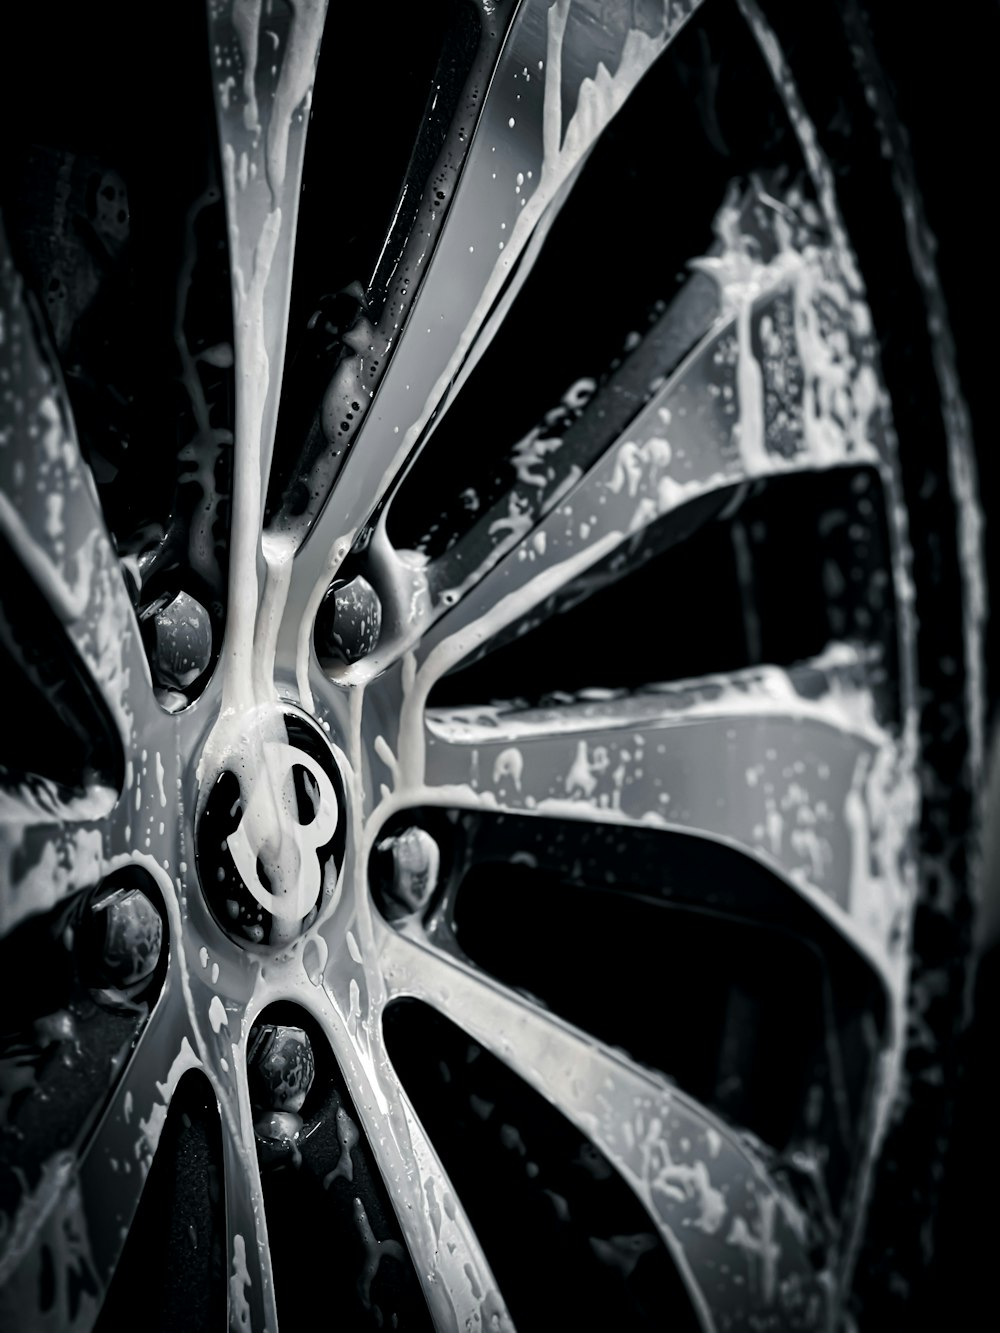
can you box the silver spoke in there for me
[0,1159,102,1333]
[420,652,912,950]
[390,1091,515,1333]
[210,996,279,1333]
[0,991,195,1332]
[0,231,148,745]
[0,798,116,941]
[0,713,184,939]
[399,238,884,681]
[379,921,830,1332]
[77,991,198,1284]
[205,0,327,689]
[317,989,514,1331]
[222,1114,278,1333]
[279,0,705,679]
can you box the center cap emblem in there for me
[197,713,345,948]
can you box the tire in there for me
[0,2,986,1330]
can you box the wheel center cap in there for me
[196,711,345,948]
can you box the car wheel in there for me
[0,1,985,1329]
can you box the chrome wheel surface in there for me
[0,2,983,1330]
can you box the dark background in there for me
[872,3,998,1322]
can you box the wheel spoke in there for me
[279,0,705,671]
[0,231,148,744]
[221,1115,278,1333]
[207,998,280,1333]
[0,718,185,941]
[0,1158,101,1333]
[390,1091,515,1333]
[315,985,514,1330]
[378,921,830,1332]
[384,237,884,684]
[0,806,120,942]
[418,651,912,949]
[0,990,195,1332]
[205,0,328,689]
[77,991,198,1283]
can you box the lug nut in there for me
[316,575,381,665]
[248,1023,315,1115]
[253,1108,304,1163]
[378,827,440,917]
[85,881,162,991]
[254,1109,303,1140]
[141,589,213,690]
[249,1023,314,1164]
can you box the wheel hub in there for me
[196,710,345,949]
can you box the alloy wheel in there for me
[0,1,982,1329]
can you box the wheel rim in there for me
[0,2,955,1329]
